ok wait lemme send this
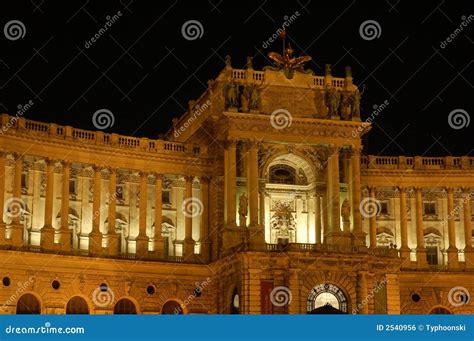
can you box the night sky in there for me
[1,0,472,156]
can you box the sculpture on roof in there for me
[265,30,312,79]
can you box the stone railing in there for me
[0,114,204,157]
[222,242,398,258]
[230,69,348,90]
[361,155,474,170]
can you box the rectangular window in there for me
[162,190,170,204]
[426,246,438,265]
[115,185,124,200]
[379,201,389,215]
[69,179,77,194]
[21,173,28,189]
[423,202,436,215]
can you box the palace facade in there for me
[0,53,473,315]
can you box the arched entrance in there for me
[16,293,41,314]
[113,298,137,314]
[66,296,89,314]
[307,283,348,314]
[429,306,452,314]
[161,300,184,314]
[230,288,240,314]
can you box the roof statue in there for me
[265,30,313,79]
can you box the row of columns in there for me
[366,186,473,269]
[0,153,210,261]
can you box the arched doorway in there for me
[430,306,452,314]
[230,288,240,314]
[307,283,348,314]
[161,300,184,314]
[66,296,89,314]
[113,298,137,314]
[16,293,41,314]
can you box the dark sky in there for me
[1,0,472,156]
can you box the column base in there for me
[324,231,352,245]
[247,224,264,245]
[399,246,411,267]
[135,236,149,258]
[447,248,459,270]
[464,247,474,270]
[10,224,24,248]
[89,232,103,256]
[108,233,120,257]
[416,247,428,268]
[223,225,245,250]
[0,222,7,245]
[200,241,211,263]
[184,238,195,259]
[351,231,367,246]
[40,225,55,251]
[153,238,165,259]
[59,229,72,252]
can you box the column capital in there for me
[445,186,455,193]
[413,186,423,193]
[184,175,194,182]
[154,172,163,180]
[327,144,341,156]
[397,186,407,193]
[225,138,238,148]
[199,175,211,183]
[92,164,103,173]
[45,158,56,167]
[139,170,149,178]
[61,160,71,168]
[107,167,118,175]
[461,186,472,194]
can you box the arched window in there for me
[113,298,137,314]
[16,293,40,314]
[307,283,348,314]
[269,165,296,184]
[66,296,89,314]
[231,288,240,314]
[430,307,452,314]
[161,300,183,314]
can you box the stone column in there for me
[368,187,377,248]
[462,187,474,269]
[41,159,55,250]
[247,140,263,243]
[89,165,103,255]
[9,154,24,247]
[200,176,210,262]
[325,146,342,244]
[136,171,149,257]
[183,175,195,258]
[398,187,410,262]
[0,152,6,244]
[415,187,427,268]
[351,147,364,245]
[446,187,459,269]
[59,161,72,252]
[315,194,322,244]
[356,271,368,314]
[107,168,119,257]
[153,173,164,257]
[225,140,237,227]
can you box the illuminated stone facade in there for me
[0,57,473,315]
